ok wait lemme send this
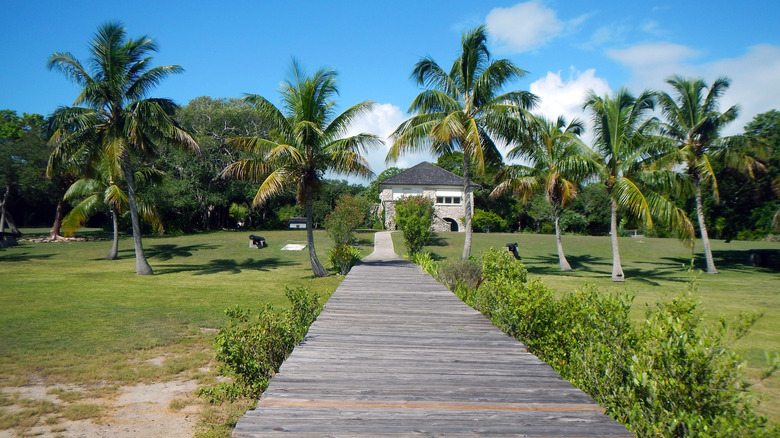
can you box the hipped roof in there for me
[379,162,478,187]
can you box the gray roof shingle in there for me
[379,162,478,187]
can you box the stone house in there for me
[379,162,477,232]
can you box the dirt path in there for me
[1,379,200,437]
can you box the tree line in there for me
[1,22,778,277]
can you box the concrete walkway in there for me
[233,232,631,437]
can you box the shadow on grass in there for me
[525,253,609,274]
[427,235,450,247]
[155,257,296,275]
[0,251,55,262]
[661,249,780,273]
[525,253,690,286]
[117,243,221,261]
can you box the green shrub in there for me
[328,244,362,275]
[437,258,482,292]
[324,196,369,274]
[228,203,250,228]
[410,251,438,277]
[461,250,777,437]
[198,287,322,403]
[324,196,369,246]
[395,196,434,256]
[472,209,507,233]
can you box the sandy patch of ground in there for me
[1,379,201,438]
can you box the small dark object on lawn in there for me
[249,234,267,249]
[506,242,520,260]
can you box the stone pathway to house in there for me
[232,232,631,437]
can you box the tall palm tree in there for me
[62,164,164,260]
[491,116,598,271]
[655,76,767,274]
[388,25,536,259]
[47,22,198,275]
[221,61,382,277]
[584,88,693,281]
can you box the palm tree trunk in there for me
[610,199,624,282]
[462,153,472,259]
[695,181,718,274]
[107,204,119,260]
[122,156,153,275]
[49,199,65,240]
[553,205,572,271]
[305,185,329,277]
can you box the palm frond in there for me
[612,177,652,227]
[252,168,291,207]
[61,194,102,237]
[219,158,271,182]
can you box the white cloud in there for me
[341,103,435,182]
[486,2,563,53]
[606,42,780,134]
[529,68,611,125]
[607,42,701,90]
[704,44,780,132]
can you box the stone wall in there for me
[379,186,469,232]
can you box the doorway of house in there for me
[444,218,458,232]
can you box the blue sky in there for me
[2,0,779,180]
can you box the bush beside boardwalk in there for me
[394,231,780,425]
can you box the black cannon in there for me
[249,234,267,249]
[506,242,520,260]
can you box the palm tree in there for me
[221,61,382,277]
[388,25,536,259]
[584,88,693,281]
[62,164,164,260]
[655,76,767,274]
[491,116,597,271]
[47,22,198,275]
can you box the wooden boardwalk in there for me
[233,232,632,437]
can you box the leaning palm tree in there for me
[47,22,198,275]
[221,61,382,277]
[584,88,693,281]
[388,25,536,259]
[491,116,598,271]
[655,76,767,274]
[62,164,164,260]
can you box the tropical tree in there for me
[221,61,381,277]
[388,25,536,259]
[62,163,164,260]
[655,76,767,273]
[584,88,693,281]
[491,116,597,271]
[47,22,198,275]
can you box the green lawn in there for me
[0,229,371,382]
[0,229,373,435]
[394,231,780,422]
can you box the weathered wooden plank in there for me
[232,232,632,437]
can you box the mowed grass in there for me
[0,229,372,386]
[394,231,780,421]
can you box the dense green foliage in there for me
[471,208,508,233]
[430,248,778,436]
[0,111,59,229]
[148,96,264,232]
[394,195,434,256]
[324,196,369,274]
[198,287,322,403]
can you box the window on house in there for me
[436,195,462,205]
